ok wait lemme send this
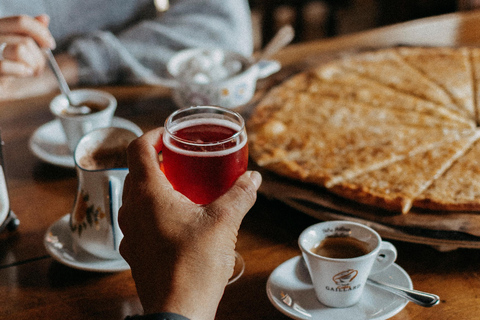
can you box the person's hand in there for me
[0,52,78,102]
[0,15,80,102]
[0,14,55,77]
[118,128,261,320]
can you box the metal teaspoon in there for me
[367,278,440,307]
[44,49,91,115]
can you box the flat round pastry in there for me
[248,46,480,214]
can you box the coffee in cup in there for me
[61,100,108,117]
[311,235,370,259]
[78,143,129,170]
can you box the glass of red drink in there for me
[162,105,248,205]
[161,105,248,283]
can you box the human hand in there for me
[0,14,56,77]
[0,15,79,102]
[118,128,261,320]
[0,52,78,102]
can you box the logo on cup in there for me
[327,269,360,291]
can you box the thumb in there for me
[32,14,56,49]
[206,171,262,227]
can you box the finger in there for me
[2,38,46,73]
[206,171,262,227]
[125,127,195,207]
[0,15,55,49]
[0,59,34,76]
[22,37,47,73]
[121,173,131,203]
[126,127,164,176]
[141,127,164,153]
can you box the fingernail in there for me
[48,38,56,50]
[249,171,262,190]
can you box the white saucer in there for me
[266,256,412,320]
[29,117,143,168]
[44,214,130,272]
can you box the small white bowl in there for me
[166,48,281,109]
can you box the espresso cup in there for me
[50,89,117,153]
[298,220,397,308]
[70,127,139,260]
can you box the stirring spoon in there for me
[367,278,440,307]
[252,24,295,65]
[44,49,91,115]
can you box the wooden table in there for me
[3,10,480,320]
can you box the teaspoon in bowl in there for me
[251,24,295,65]
[44,49,91,115]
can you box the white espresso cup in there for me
[50,89,117,153]
[298,220,397,308]
[70,127,139,260]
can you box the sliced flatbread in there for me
[329,133,480,213]
[249,91,476,187]
[397,47,475,121]
[414,138,480,211]
[262,126,474,189]
[248,46,480,213]
[338,48,453,106]
[310,64,473,128]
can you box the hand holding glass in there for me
[161,105,248,282]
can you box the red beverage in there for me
[162,117,248,205]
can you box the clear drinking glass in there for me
[161,105,248,283]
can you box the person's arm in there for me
[67,0,253,86]
[0,0,253,101]
[118,128,261,320]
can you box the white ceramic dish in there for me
[266,256,412,320]
[29,117,143,168]
[49,89,117,152]
[44,214,130,272]
[148,48,281,108]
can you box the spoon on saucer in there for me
[367,278,440,307]
[44,49,91,115]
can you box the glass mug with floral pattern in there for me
[70,127,140,260]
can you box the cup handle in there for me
[370,241,397,274]
[108,177,123,252]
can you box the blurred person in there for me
[0,0,253,101]
[118,128,262,320]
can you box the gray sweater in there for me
[0,0,253,86]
